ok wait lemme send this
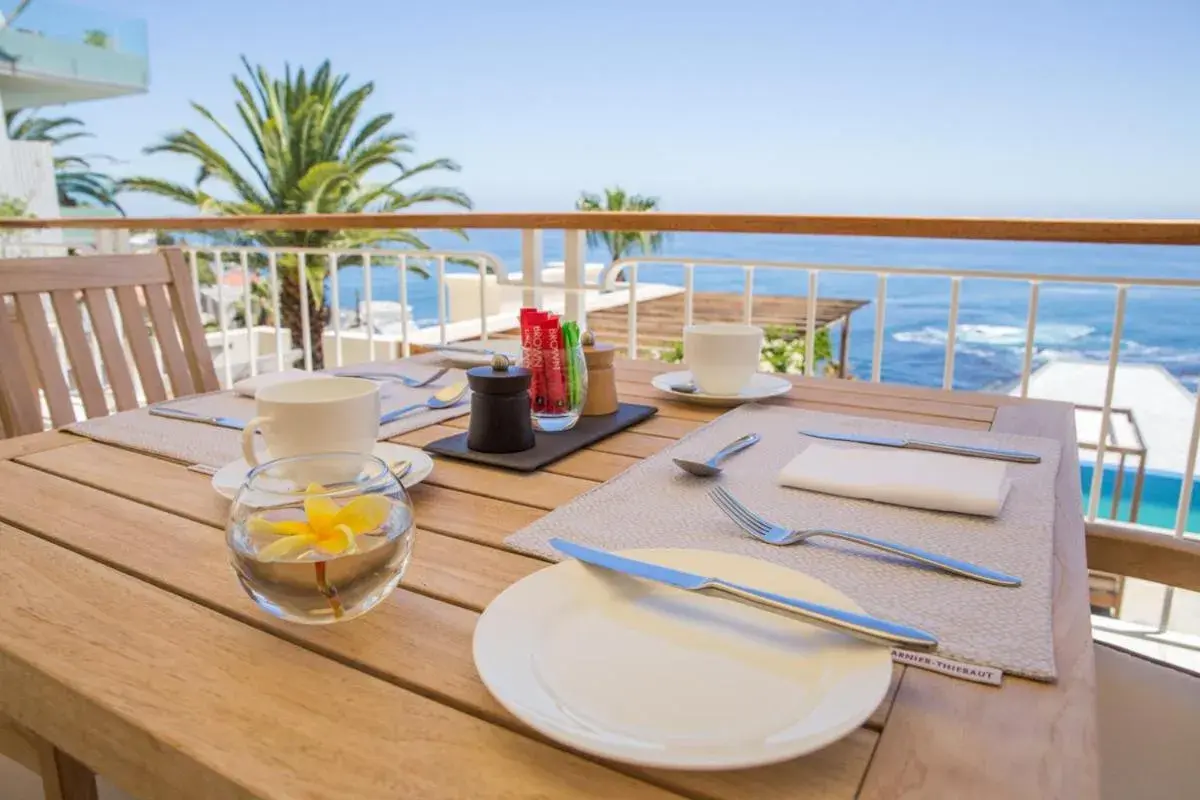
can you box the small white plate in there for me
[651,370,792,407]
[473,548,892,770]
[211,442,433,500]
[434,340,522,369]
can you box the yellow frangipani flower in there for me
[250,483,391,561]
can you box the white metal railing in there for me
[172,240,1200,541]
[13,230,1200,544]
[599,253,1200,541]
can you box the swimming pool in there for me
[1080,463,1200,533]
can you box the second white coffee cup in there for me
[684,323,764,395]
[241,377,380,470]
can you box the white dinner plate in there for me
[651,370,792,407]
[473,548,892,770]
[433,340,522,369]
[212,442,433,500]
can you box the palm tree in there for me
[125,57,471,368]
[5,111,125,212]
[576,187,664,265]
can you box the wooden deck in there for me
[584,292,869,375]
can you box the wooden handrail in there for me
[1,212,1199,245]
[1086,520,1200,593]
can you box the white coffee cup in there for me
[240,377,380,470]
[684,323,764,395]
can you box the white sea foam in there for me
[893,323,1094,348]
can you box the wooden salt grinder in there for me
[580,330,618,416]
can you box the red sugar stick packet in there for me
[523,309,547,412]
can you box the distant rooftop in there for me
[0,0,148,109]
[1014,359,1198,476]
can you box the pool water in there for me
[1080,463,1200,534]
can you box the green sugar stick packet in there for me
[563,321,580,407]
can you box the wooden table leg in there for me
[1,717,98,800]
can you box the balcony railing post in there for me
[1174,375,1200,536]
[521,230,544,308]
[563,230,586,327]
[363,253,375,362]
[627,263,638,359]
[213,250,232,387]
[298,252,313,371]
[240,250,256,377]
[1020,281,1041,398]
[683,263,695,327]
[436,255,447,346]
[805,270,819,378]
[943,277,962,390]
[398,255,411,358]
[872,274,887,382]
[1087,285,1129,521]
[268,252,283,372]
[330,250,343,367]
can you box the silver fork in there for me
[338,367,449,388]
[709,486,1021,587]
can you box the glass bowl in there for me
[226,452,415,624]
[524,339,589,432]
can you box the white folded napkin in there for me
[232,370,332,398]
[779,443,1012,517]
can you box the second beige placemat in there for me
[506,404,1063,680]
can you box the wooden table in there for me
[0,360,1098,799]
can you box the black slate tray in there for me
[423,403,658,472]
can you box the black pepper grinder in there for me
[466,355,536,453]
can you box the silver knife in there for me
[550,538,938,651]
[431,344,498,356]
[799,430,1041,464]
[149,406,247,431]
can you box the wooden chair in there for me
[1086,520,1200,798]
[0,249,217,797]
[0,249,219,437]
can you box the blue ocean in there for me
[328,230,1200,394]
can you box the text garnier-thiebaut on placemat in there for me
[506,404,1063,681]
[70,369,469,468]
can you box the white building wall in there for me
[0,89,65,255]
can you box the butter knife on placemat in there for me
[799,430,1041,464]
[150,406,247,431]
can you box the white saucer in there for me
[211,442,434,500]
[473,548,892,770]
[434,340,522,369]
[651,370,792,407]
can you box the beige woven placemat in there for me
[506,404,1063,681]
[71,365,470,468]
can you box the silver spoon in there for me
[673,433,760,477]
[390,460,413,481]
[379,382,468,425]
[669,380,698,394]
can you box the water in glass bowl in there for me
[229,503,414,624]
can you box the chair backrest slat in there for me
[163,249,220,393]
[13,292,75,427]
[0,298,42,435]
[142,283,196,397]
[82,288,138,411]
[0,254,171,292]
[112,285,168,404]
[0,249,217,437]
[49,289,109,420]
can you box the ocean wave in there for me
[893,323,1094,348]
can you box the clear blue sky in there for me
[57,0,1200,217]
